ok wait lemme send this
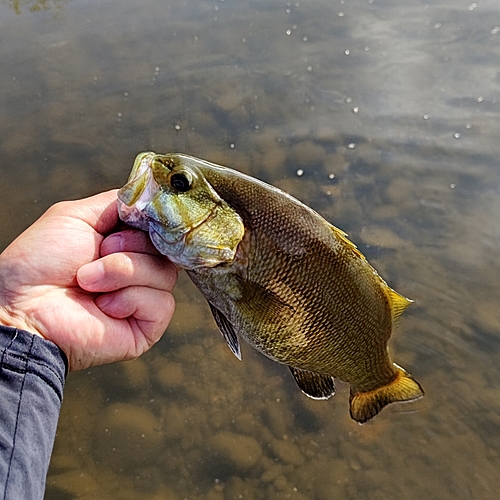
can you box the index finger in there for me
[51,190,120,235]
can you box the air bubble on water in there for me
[141,434,145,439]
[423,114,429,120]
[450,184,456,189]
[194,35,199,41]
[326,190,332,195]
[491,27,500,35]
[155,66,160,72]
[468,3,477,11]
[242,37,246,42]
[124,91,129,97]
[477,96,484,102]
[345,97,352,103]
[229,143,235,149]
[174,124,181,131]
[352,107,359,114]
[292,24,297,29]
[117,112,122,117]
[364,46,370,51]
[296,169,304,176]
[254,124,260,130]
[307,65,313,71]
[303,36,308,41]
[466,124,472,129]
[338,12,345,17]
[344,49,350,55]
[286,29,292,35]
[434,23,442,29]
[454,133,460,139]
[286,8,291,13]
[347,143,356,149]
[328,173,335,179]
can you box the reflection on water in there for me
[1,0,499,499]
[7,0,66,14]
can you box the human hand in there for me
[0,190,177,371]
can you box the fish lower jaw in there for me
[117,200,150,232]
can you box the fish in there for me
[117,152,424,423]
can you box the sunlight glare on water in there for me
[0,0,499,499]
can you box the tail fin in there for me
[349,364,424,424]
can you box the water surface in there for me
[1,1,499,499]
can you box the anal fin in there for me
[349,364,424,424]
[289,367,335,400]
[209,303,241,360]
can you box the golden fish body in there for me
[118,152,424,423]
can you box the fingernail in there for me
[103,233,124,253]
[78,261,104,287]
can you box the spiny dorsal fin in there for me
[289,366,335,400]
[329,224,367,261]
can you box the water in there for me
[1,0,499,499]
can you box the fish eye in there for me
[170,172,192,192]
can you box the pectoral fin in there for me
[289,367,335,400]
[209,303,241,360]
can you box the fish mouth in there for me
[117,153,159,232]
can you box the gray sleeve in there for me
[0,326,67,500]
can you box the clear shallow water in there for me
[1,0,499,499]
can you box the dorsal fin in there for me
[386,287,413,322]
[329,224,367,261]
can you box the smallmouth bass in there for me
[118,152,424,423]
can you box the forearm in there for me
[0,326,67,500]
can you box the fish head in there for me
[117,152,245,269]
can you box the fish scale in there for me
[118,152,424,423]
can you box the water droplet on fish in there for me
[347,143,356,149]
[296,169,304,176]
